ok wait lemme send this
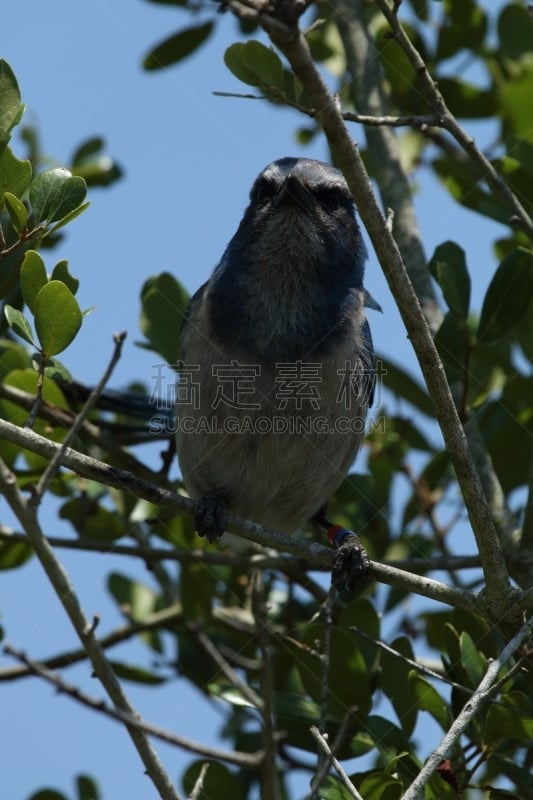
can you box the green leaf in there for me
[360,773,403,800]
[241,40,283,87]
[376,355,434,417]
[0,339,31,380]
[459,630,486,686]
[139,272,189,364]
[436,0,487,61]
[3,191,28,233]
[433,311,469,386]
[483,691,533,745]
[379,636,419,738]
[0,368,68,468]
[0,146,31,200]
[428,241,470,318]
[48,199,90,233]
[108,572,160,622]
[108,660,166,685]
[51,259,80,295]
[436,78,496,119]
[0,59,24,142]
[183,761,246,800]
[34,280,82,356]
[143,21,214,70]
[499,65,533,145]
[181,561,215,622]
[0,538,33,570]
[478,248,533,343]
[20,250,48,313]
[514,295,533,361]
[40,356,73,383]
[408,673,450,730]
[71,138,122,187]
[498,3,533,64]
[76,775,100,800]
[59,497,126,541]
[29,168,87,223]
[3,305,36,346]
[28,791,67,800]
[224,43,263,87]
[299,623,371,721]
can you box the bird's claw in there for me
[195,493,226,543]
[331,532,370,592]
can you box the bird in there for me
[175,157,378,590]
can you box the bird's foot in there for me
[328,526,370,592]
[195,493,226,543]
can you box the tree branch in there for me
[335,0,442,333]
[374,0,533,241]
[2,644,263,769]
[228,0,513,615]
[0,417,483,614]
[0,526,483,573]
[0,455,182,800]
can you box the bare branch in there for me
[190,623,265,712]
[0,455,181,800]
[2,644,263,769]
[309,726,364,800]
[30,331,127,508]
[0,417,483,614]
[188,763,210,800]
[238,0,513,612]
[335,0,442,333]
[0,524,483,573]
[0,603,183,683]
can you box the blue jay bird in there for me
[176,157,378,590]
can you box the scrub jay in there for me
[176,157,378,590]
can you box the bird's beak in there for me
[273,173,313,210]
[363,289,383,313]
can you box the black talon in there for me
[331,532,369,592]
[312,505,369,592]
[195,493,226,543]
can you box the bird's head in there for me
[217,157,366,286]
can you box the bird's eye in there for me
[315,187,349,211]
[253,178,277,203]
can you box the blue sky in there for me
[1,1,509,798]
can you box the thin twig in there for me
[309,726,364,800]
[374,0,533,240]
[401,613,533,800]
[0,525,483,572]
[190,623,264,711]
[308,707,358,800]
[188,763,210,800]
[0,603,183,683]
[30,331,127,507]
[2,644,263,769]
[351,627,473,695]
